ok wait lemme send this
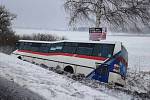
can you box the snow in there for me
[0,53,120,100]
[126,71,150,93]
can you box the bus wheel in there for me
[40,64,49,69]
[64,66,74,74]
[17,56,22,60]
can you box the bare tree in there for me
[64,0,150,32]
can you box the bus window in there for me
[19,42,24,50]
[92,44,103,57]
[76,47,93,56]
[21,43,32,50]
[57,46,62,49]
[49,43,63,52]
[39,43,50,53]
[30,43,41,52]
[39,47,49,53]
[78,43,94,48]
[16,42,20,49]
[101,44,114,58]
[64,42,78,47]
[92,44,114,58]
[62,46,76,54]
[41,43,48,47]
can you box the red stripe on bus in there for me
[17,50,107,61]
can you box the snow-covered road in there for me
[0,53,121,100]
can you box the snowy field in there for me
[15,28,150,72]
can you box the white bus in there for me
[12,40,128,86]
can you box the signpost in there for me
[89,27,107,41]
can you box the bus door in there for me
[88,64,109,83]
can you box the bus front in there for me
[87,42,128,86]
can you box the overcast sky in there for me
[1,0,68,30]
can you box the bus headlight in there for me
[113,64,120,72]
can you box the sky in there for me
[1,0,68,30]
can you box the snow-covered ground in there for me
[0,53,124,100]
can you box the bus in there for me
[11,40,128,86]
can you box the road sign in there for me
[89,28,107,41]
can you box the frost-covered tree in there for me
[0,5,16,46]
[64,0,150,32]
[0,5,16,36]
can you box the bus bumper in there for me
[108,72,125,86]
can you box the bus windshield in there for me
[93,44,115,58]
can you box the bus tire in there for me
[64,66,74,74]
[17,56,22,60]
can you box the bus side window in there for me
[16,42,20,49]
[62,46,76,54]
[92,44,114,58]
[76,47,93,56]
[22,43,32,50]
[56,45,63,52]
[49,44,56,52]
[39,43,49,53]
[75,43,93,56]
[19,42,24,50]
[92,44,103,57]
[64,42,78,47]
[40,47,49,52]
[49,43,63,53]
[30,43,41,52]
[101,44,114,58]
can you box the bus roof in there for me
[18,40,121,44]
